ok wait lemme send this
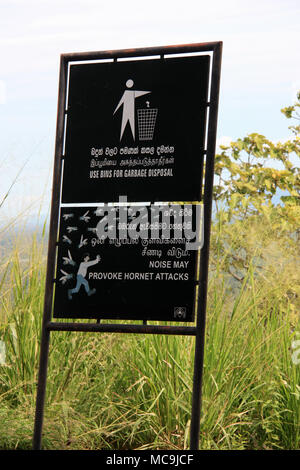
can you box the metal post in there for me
[189,42,222,450]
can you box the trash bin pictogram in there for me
[137,101,158,141]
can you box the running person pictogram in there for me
[113,79,150,141]
[68,254,100,300]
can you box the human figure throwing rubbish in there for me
[113,79,150,141]
[68,253,100,300]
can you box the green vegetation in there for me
[0,95,299,450]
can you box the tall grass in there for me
[0,219,299,450]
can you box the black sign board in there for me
[62,56,210,203]
[33,43,222,451]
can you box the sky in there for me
[0,0,299,221]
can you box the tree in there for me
[210,92,300,293]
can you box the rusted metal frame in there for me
[33,54,68,450]
[189,41,222,450]
[47,322,197,336]
[62,41,221,63]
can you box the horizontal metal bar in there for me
[62,42,222,63]
[47,322,197,336]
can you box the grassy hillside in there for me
[0,212,299,450]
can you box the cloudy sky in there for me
[0,0,299,220]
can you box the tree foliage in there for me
[214,93,300,218]
[211,92,300,311]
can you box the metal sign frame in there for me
[33,42,222,450]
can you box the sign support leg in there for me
[189,327,206,449]
[33,325,51,449]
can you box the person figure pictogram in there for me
[113,79,150,141]
[68,253,100,300]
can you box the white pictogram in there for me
[137,101,158,141]
[68,254,100,300]
[113,79,150,141]
[62,250,76,266]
